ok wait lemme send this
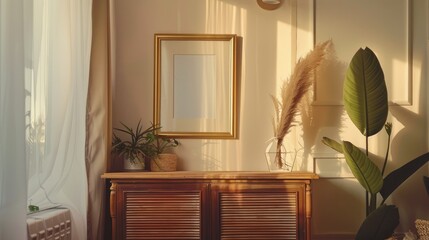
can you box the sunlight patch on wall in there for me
[314,0,411,106]
[390,58,412,105]
[276,20,292,85]
[205,0,241,34]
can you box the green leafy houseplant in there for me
[146,132,179,156]
[111,120,160,168]
[322,47,429,239]
[146,132,179,171]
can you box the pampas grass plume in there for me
[271,40,331,167]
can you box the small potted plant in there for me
[146,131,179,172]
[111,120,159,171]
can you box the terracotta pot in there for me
[150,153,178,172]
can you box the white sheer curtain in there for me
[26,1,92,239]
[0,0,27,239]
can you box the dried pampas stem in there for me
[271,40,331,168]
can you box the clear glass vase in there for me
[265,138,295,172]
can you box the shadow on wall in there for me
[312,178,366,236]
[299,42,348,171]
[389,106,429,232]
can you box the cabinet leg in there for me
[110,182,117,240]
[306,182,312,240]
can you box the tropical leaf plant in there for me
[342,141,383,195]
[380,152,429,201]
[355,205,399,240]
[343,48,388,137]
[322,47,429,239]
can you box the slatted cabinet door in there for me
[211,182,306,240]
[115,183,210,240]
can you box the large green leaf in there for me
[380,152,429,200]
[321,137,343,154]
[344,47,388,137]
[342,141,383,194]
[355,204,399,240]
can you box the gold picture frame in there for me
[154,34,238,139]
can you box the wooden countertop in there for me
[101,171,319,180]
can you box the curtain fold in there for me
[26,1,93,239]
[86,0,110,238]
[0,0,27,239]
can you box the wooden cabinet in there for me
[102,171,318,240]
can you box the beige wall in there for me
[111,0,295,171]
[110,0,429,237]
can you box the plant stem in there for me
[369,193,377,214]
[379,123,392,207]
[366,135,369,216]
[275,139,283,168]
[381,129,391,176]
